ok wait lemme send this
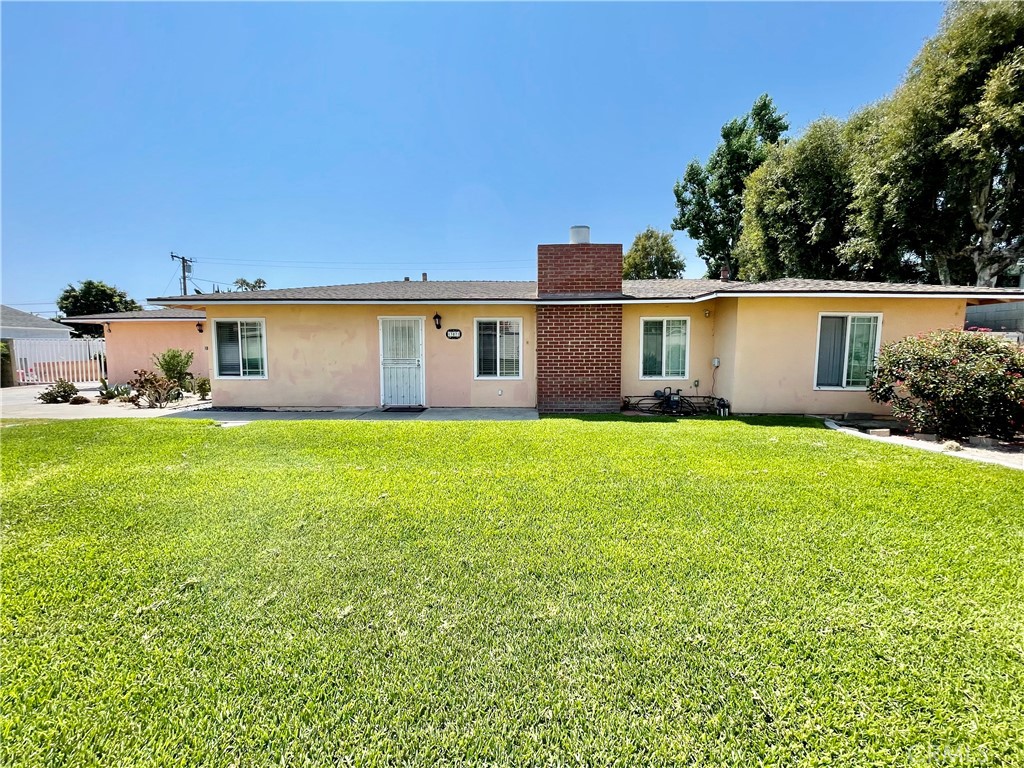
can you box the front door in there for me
[379,317,425,406]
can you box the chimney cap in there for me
[720,265,730,281]
[421,272,428,281]
[403,276,410,281]
[569,225,590,244]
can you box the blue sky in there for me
[2,2,945,315]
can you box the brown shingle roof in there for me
[149,277,1024,305]
[151,281,538,303]
[719,278,1024,295]
[64,308,206,322]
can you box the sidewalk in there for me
[1,385,538,422]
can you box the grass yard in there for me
[2,417,1023,766]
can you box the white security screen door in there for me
[379,317,425,406]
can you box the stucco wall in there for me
[105,322,210,384]
[726,296,966,414]
[620,302,720,400]
[206,304,536,408]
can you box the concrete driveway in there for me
[1,384,538,422]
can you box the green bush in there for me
[152,349,194,388]
[195,376,211,400]
[127,369,180,409]
[868,329,1024,440]
[36,379,79,404]
[97,377,131,400]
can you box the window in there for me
[815,314,881,389]
[215,320,266,378]
[475,319,522,379]
[641,318,689,378]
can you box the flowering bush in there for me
[868,329,1024,440]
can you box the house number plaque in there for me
[446,329,462,339]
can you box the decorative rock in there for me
[942,440,963,452]
[968,436,998,448]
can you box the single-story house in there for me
[63,308,209,384]
[0,305,72,340]
[150,227,1024,414]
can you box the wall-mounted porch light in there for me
[433,312,442,330]
[105,322,112,333]
[196,322,204,333]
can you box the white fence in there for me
[11,338,107,385]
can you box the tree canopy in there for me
[673,94,789,278]
[737,118,856,282]
[844,0,1024,286]
[233,278,267,291]
[623,228,684,280]
[57,280,141,318]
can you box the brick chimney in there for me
[537,225,623,296]
[535,226,623,414]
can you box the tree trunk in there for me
[934,253,953,286]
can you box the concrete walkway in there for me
[168,407,539,423]
[1,385,538,422]
[824,419,1024,471]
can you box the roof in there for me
[149,277,1024,306]
[718,278,1024,296]
[0,304,71,331]
[63,308,206,323]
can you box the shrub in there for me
[153,349,194,389]
[868,329,1024,440]
[127,369,180,409]
[37,379,79,404]
[195,376,211,400]
[97,377,131,400]
[69,395,91,405]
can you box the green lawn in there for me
[2,417,1022,766]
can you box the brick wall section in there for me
[536,304,623,413]
[537,244,624,295]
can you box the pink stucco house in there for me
[149,227,1024,414]
[64,308,209,384]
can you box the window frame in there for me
[639,316,691,380]
[473,317,524,381]
[813,312,882,391]
[213,318,269,381]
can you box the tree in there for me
[623,227,684,279]
[845,1,1024,286]
[673,94,789,278]
[57,280,141,338]
[233,278,267,291]
[738,118,866,281]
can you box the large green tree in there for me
[737,118,862,281]
[622,227,684,279]
[673,94,789,278]
[845,0,1024,286]
[57,280,141,317]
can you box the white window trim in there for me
[639,316,691,380]
[813,312,883,391]
[212,318,269,380]
[474,317,524,380]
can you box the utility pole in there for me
[170,252,194,295]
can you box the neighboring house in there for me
[0,304,72,339]
[150,227,1024,414]
[965,301,1024,333]
[63,308,208,384]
